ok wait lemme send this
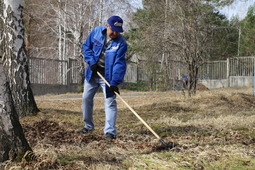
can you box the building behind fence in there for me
[29,56,255,95]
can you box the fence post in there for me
[254,68,255,96]
[67,58,71,92]
[227,58,230,87]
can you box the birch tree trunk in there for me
[0,59,32,162]
[2,0,39,118]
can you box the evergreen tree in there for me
[239,4,255,56]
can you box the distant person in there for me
[77,16,128,140]
[181,73,188,89]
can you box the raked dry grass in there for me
[2,87,254,169]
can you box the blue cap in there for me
[107,16,124,32]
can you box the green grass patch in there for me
[57,154,87,165]
[232,126,249,131]
[211,157,255,170]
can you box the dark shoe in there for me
[76,128,92,134]
[104,133,116,140]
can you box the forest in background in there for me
[128,0,255,94]
[1,0,255,94]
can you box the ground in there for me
[1,87,255,169]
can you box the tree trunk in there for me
[188,61,198,96]
[0,1,3,57]
[2,0,39,118]
[0,59,32,162]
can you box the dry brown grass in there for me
[2,87,255,169]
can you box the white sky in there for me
[130,0,143,9]
[219,0,255,20]
[131,0,254,20]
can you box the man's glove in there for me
[110,86,120,95]
[90,64,97,72]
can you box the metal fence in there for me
[29,57,82,95]
[68,58,83,84]
[199,56,255,80]
[199,61,227,80]
[229,57,255,77]
[29,57,82,85]
[29,56,255,94]
[168,60,188,79]
[29,57,67,85]
[124,61,138,83]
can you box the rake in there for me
[97,72,176,149]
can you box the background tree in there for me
[128,0,242,94]
[168,0,239,95]
[207,12,239,60]
[23,0,135,86]
[239,4,255,56]
[1,0,39,117]
[23,0,135,59]
[128,0,167,91]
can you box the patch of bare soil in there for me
[196,83,209,91]
[23,119,101,147]
[22,119,163,151]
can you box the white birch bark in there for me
[2,0,39,117]
[0,59,31,162]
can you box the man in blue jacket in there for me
[77,16,127,140]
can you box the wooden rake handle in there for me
[97,71,161,140]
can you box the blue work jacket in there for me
[82,26,127,97]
